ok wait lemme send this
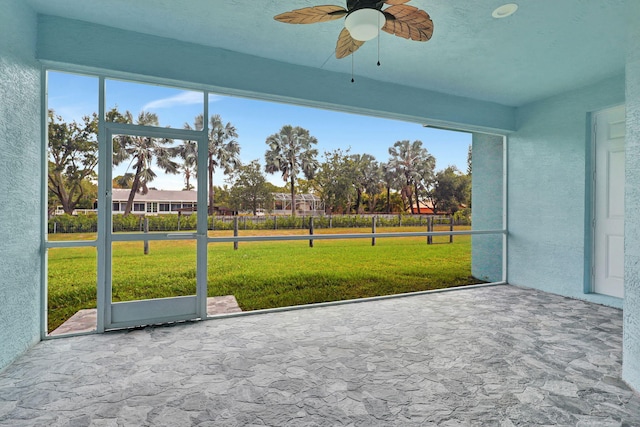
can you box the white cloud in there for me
[142,91,222,110]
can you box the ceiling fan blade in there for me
[275,5,347,24]
[335,28,365,59]
[384,0,411,4]
[382,5,433,41]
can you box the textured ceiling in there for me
[26,0,628,106]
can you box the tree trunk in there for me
[290,175,296,216]
[185,168,191,191]
[208,155,214,216]
[401,184,411,213]
[61,199,73,215]
[386,186,391,214]
[355,189,362,214]
[60,190,74,215]
[368,194,376,213]
[414,182,421,215]
[50,173,74,215]
[124,164,143,216]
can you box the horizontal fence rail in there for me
[47,229,505,247]
[46,240,98,248]
[207,229,506,244]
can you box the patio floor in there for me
[1,285,639,426]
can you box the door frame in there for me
[96,121,209,331]
[587,104,625,298]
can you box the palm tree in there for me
[184,114,240,215]
[113,111,180,215]
[265,125,319,216]
[387,140,435,214]
[175,139,197,191]
[380,162,399,213]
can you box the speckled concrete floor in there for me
[1,285,639,426]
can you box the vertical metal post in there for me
[372,216,376,246]
[196,92,209,319]
[427,216,433,244]
[96,77,108,333]
[309,217,314,248]
[450,216,454,243]
[40,67,49,338]
[143,217,149,255]
[502,134,509,283]
[234,216,239,250]
[274,215,277,230]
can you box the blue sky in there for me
[48,71,471,191]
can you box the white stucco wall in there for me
[471,133,503,283]
[622,0,640,393]
[0,1,42,371]
[508,75,625,307]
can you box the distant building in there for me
[110,189,198,214]
[409,201,468,215]
[271,193,324,215]
[55,189,322,216]
[410,201,437,215]
[54,189,211,216]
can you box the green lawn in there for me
[47,227,481,332]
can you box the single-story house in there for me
[110,189,197,215]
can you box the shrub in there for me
[48,213,467,233]
[49,214,97,233]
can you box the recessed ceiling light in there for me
[492,3,518,19]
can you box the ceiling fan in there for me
[274,0,434,59]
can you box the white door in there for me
[593,105,625,298]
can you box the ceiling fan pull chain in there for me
[351,52,355,83]
[377,14,381,66]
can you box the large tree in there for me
[387,140,435,214]
[113,110,180,215]
[48,111,99,215]
[228,160,274,215]
[351,153,381,213]
[428,166,471,214]
[264,125,319,216]
[184,114,240,215]
[312,148,356,214]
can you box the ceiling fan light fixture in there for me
[344,8,385,41]
[492,3,518,19]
